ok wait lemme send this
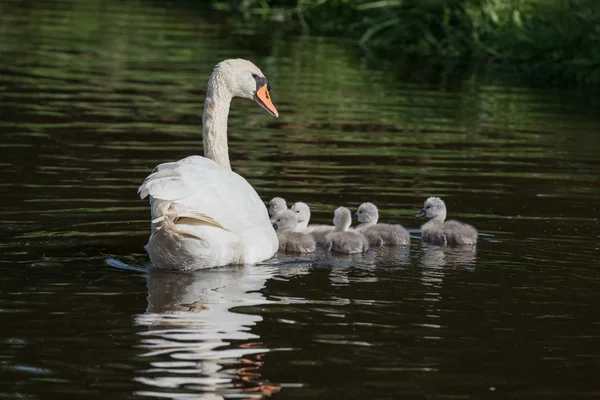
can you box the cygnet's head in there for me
[333,207,352,231]
[272,210,298,232]
[416,197,447,220]
[354,202,379,224]
[269,197,287,217]
[209,59,278,118]
[291,202,311,226]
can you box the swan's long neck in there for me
[203,73,233,170]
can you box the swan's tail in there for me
[151,203,230,242]
[151,215,204,242]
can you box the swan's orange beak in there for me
[254,84,279,118]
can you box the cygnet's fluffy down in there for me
[269,197,287,222]
[291,201,334,244]
[324,207,369,254]
[354,202,410,246]
[272,210,316,253]
[416,197,478,246]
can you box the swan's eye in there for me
[267,82,271,91]
[251,73,258,79]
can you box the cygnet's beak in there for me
[352,213,358,221]
[254,84,279,118]
[272,223,278,231]
[416,209,426,218]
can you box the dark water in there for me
[1,0,600,398]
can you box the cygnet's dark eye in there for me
[359,211,363,213]
[295,210,300,213]
[277,219,281,222]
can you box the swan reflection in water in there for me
[131,248,414,398]
[134,265,282,399]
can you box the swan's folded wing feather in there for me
[139,156,269,233]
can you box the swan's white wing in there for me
[138,156,269,233]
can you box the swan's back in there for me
[139,156,277,269]
[358,223,410,246]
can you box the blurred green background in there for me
[213,0,600,87]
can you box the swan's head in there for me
[272,210,297,232]
[269,197,287,217]
[291,202,311,226]
[417,197,447,220]
[210,59,278,118]
[354,202,379,224]
[333,207,352,231]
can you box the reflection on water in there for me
[134,266,280,399]
[419,244,477,270]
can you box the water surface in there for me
[1,0,599,399]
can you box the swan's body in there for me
[324,207,369,254]
[354,202,410,246]
[417,197,478,246]
[291,202,334,244]
[139,59,280,270]
[269,197,287,222]
[272,210,316,253]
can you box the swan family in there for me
[139,58,478,270]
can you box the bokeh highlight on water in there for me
[1,0,599,398]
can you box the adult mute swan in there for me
[138,59,279,270]
[416,197,478,246]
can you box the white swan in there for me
[416,197,478,246]
[138,59,279,270]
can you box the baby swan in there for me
[291,202,333,244]
[269,197,287,222]
[416,197,477,246]
[354,202,410,246]
[272,210,316,253]
[324,207,369,254]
